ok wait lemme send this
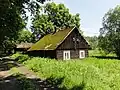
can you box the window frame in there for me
[79,50,85,59]
[63,50,71,60]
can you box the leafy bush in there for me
[11,53,30,63]
[11,52,22,58]
[17,54,30,63]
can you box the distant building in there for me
[28,27,90,60]
[15,42,33,53]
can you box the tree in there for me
[32,2,80,40]
[0,0,48,52]
[98,5,120,58]
[17,30,32,43]
[85,36,98,50]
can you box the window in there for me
[73,37,75,41]
[79,50,85,59]
[77,38,80,42]
[63,50,70,60]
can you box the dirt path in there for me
[0,58,62,90]
[17,66,39,78]
[0,71,9,79]
[0,58,41,90]
[0,59,39,79]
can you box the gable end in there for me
[56,27,90,50]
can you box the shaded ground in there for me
[0,57,20,78]
[0,74,64,90]
[0,57,85,90]
[0,57,59,90]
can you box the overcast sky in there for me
[51,0,120,36]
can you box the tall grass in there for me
[12,51,120,89]
[23,57,120,89]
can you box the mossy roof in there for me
[28,27,75,51]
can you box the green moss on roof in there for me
[28,27,74,51]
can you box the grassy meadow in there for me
[12,50,120,90]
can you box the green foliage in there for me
[89,49,116,57]
[99,5,120,58]
[17,55,30,63]
[16,54,119,89]
[85,36,98,50]
[32,2,80,40]
[1,39,16,55]
[17,29,32,43]
[0,0,48,52]
[89,49,102,56]
[11,52,22,58]
[11,53,30,63]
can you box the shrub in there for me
[11,53,30,63]
[11,52,22,58]
[17,54,30,63]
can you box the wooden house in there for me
[28,27,90,60]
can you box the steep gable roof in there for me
[28,27,75,51]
